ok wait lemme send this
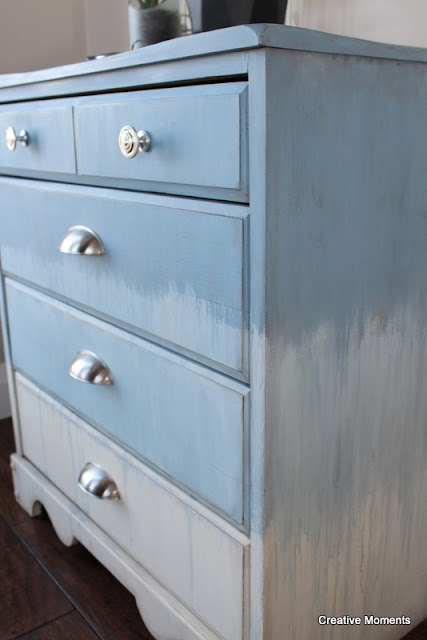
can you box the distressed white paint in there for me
[261,47,427,639]
[11,454,226,640]
[16,374,246,640]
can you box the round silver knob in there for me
[6,126,29,151]
[58,226,105,255]
[69,350,113,385]
[78,462,120,500]
[118,125,151,158]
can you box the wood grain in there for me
[16,611,99,640]
[0,417,14,457]
[0,418,29,525]
[402,620,427,640]
[0,516,72,640]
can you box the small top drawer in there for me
[74,82,248,200]
[0,102,75,174]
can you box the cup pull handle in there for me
[59,225,105,255]
[69,350,113,385]
[78,462,120,500]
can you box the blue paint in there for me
[0,178,246,372]
[6,280,246,523]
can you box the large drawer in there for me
[74,82,248,200]
[0,178,246,374]
[16,374,247,640]
[6,280,247,523]
[0,102,75,174]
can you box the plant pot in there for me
[128,0,181,49]
[186,0,254,32]
[187,0,288,33]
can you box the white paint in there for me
[16,374,247,640]
[11,454,224,640]
[0,0,129,74]
[0,0,87,73]
[83,0,129,59]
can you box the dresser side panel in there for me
[263,48,427,639]
[246,49,270,640]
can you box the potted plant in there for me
[186,0,288,33]
[128,0,181,49]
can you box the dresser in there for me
[0,25,426,640]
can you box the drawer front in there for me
[0,103,75,174]
[6,281,247,522]
[16,374,246,640]
[0,179,246,373]
[74,82,248,198]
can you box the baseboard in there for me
[0,362,11,420]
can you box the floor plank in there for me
[14,611,100,640]
[0,516,73,640]
[0,417,15,458]
[402,619,427,640]
[0,418,31,526]
[15,513,154,640]
[0,457,30,526]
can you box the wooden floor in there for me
[0,417,425,640]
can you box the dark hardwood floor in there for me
[0,417,425,640]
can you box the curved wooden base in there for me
[11,454,221,640]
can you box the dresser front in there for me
[0,50,252,640]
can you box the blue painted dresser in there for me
[0,25,426,640]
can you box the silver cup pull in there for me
[78,462,120,500]
[118,125,151,158]
[69,350,113,385]
[58,225,105,255]
[6,126,29,151]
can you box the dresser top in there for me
[1,23,426,92]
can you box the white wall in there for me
[83,0,129,59]
[286,0,427,48]
[0,0,128,74]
